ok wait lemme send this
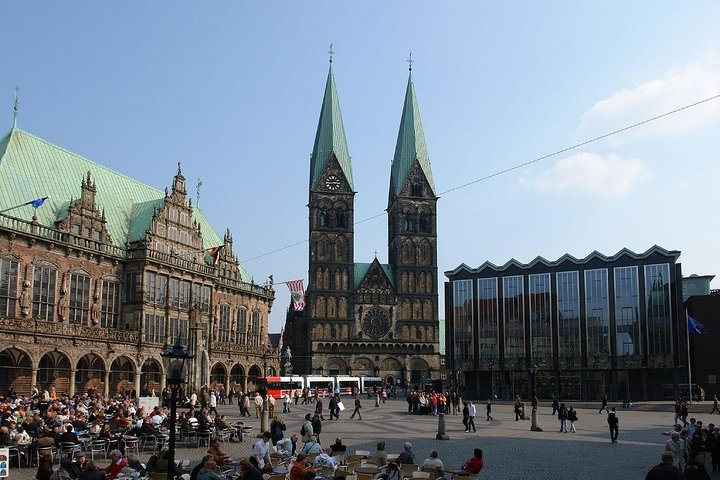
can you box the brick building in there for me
[0,127,277,397]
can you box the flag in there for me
[30,197,48,209]
[286,279,306,311]
[688,315,707,335]
[207,244,225,265]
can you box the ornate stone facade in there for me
[0,130,277,397]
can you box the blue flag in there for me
[688,316,707,335]
[30,197,48,209]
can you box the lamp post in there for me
[488,358,496,399]
[261,352,269,433]
[530,363,542,431]
[161,339,193,475]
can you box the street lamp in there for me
[261,352,269,432]
[161,338,193,475]
[488,358,496,399]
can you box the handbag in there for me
[337,401,345,411]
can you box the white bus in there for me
[334,375,360,395]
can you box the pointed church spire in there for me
[309,60,353,191]
[389,60,436,199]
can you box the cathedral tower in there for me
[387,69,439,349]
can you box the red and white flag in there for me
[286,280,306,311]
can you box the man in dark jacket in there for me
[311,412,323,443]
[645,451,683,480]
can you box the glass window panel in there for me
[0,259,19,317]
[614,266,640,357]
[68,274,90,325]
[219,304,231,343]
[585,269,610,362]
[236,309,247,344]
[645,264,673,357]
[529,273,552,361]
[101,280,121,328]
[452,280,473,364]
[32,266,57,321]
[556,271,580,360]
[477,278,498,364]
[503,276,525,361]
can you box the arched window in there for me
[403,215,415,232]
[419,213,431,233]
[236,309,247,344]
[335,209,348,228]
[319,209,329,227]
[250,311,261,347]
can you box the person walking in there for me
[608,407,619,443]
[514,400,522,421]
[486,399,493,421]
[349,395,362,420]
[710,395,719,415]
[558,403,568,433]
[462,402,470,432]
[568,406,578,433]
[467,402,477,432]
[551,396,559,416]
[599,395,609,414]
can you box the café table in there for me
[386,454,399,463]
[444,468,471,478]
[354,466,381,475]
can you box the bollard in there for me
[436,413,450,440]
[375,394,380,407]
[531,408,544,431]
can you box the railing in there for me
[216,276,274,298]
[0,213,125,258]
[212,341,280,356]
[127,249,216,275]
[0,316,139,343]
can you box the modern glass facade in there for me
[529,273,552,360]
[477,278,498,365]
[585,269,610,362]
[446,246,683,401]
[503,276,525,362]
[452,280,473,366]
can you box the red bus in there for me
[256,376,304,398]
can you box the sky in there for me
[3,2,719,333]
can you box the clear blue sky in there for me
[3,2,719,332]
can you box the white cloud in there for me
[578,52,720,141]
[520,152,651,197]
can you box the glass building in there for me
[444,246,685,401]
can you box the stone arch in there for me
[230,364,245,391]
[210,362,227,389]
[338,298,348,318]
[401,240,415,265]
[316,297,326,318]
[327,297,336,318]
[423,301,433,321]
[75,353,106,395]
[0,347,33,395]
[39,351,72,395]
[413,300,422,319]
[409,358,430,385]
[109,355,135,394]
[354,357,375,376]
[247,365,262,391]
[324,323,331,338]
[401,300,411,320]
[341,269,348,289]
[140,358,162,396]
[323,268,330,290]
[408,272,416,292]
[334,236,348,262]
[325,357,347,375]
[417,239,432,265]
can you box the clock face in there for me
[362,308,391,339]
[325,175,341,191]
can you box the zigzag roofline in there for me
[444,245,680,277]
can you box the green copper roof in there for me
[309,64,353,190]
[0,128,250,281]
[390,72,436,197]
[354,262,395,289]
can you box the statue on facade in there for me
[19,281,31,317]
[90,300,99,325]
[190,303,202,329]
[56,294,69,322]
[283,346,292,363]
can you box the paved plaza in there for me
[12,397,720,480]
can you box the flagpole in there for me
[686,309,693,405]
[0,197,49,215]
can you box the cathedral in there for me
[283,62,441,386]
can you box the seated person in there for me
[190,454,213,480]
[276,434,298,461]
[59,424,81,445]
[253,431,274,471]
[299,435,323,455]
[314,447,340,469]
[396,442,415,465]
[329,437,346,454]
[371,442,387,467]
[241,458,264,480]
[126,453,146,478]
[290,454,310,480]
[101,450,128,479]
[207,439,230,465]
[81,460,108,480]
[197,460,226,480]
[461,448,484,475]
[422,450,444,476]
[146,446,184,478]
[215,414,233,431]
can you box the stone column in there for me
[243,374,248,394]
[224,371,231,398]
[134,371,142,397]
[69,369,76,397]
[104,370,110,398]
[30,368,38,394]
[160,373,167,394]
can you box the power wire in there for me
[241,93,720,264]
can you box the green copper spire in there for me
[309,63,353,190]
[390,70,436,198]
